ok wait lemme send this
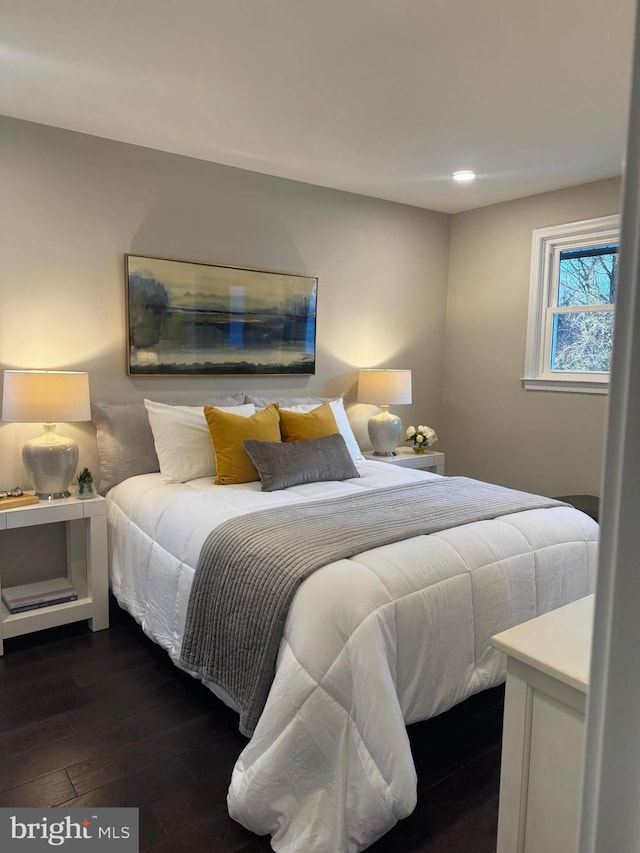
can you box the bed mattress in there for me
[107,462,598,852]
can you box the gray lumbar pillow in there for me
[243,433,360,492]
[244,394,330,408]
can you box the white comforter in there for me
[107,462,598,852]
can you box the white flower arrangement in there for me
[405,424,438,447]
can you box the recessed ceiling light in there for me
[452,170,477,183]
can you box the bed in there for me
[95,399,598,852]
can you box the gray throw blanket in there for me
[181,477,564,735]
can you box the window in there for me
[523,215,620,393]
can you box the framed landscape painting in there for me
[125,255,317,375]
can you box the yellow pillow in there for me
[205,403,281,485]
[279,402,340,443]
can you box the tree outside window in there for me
[551,245,617,372]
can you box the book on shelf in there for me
[1,577,79,614]
[3,595,79,614]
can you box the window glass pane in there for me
[557,245,618,307]
[551,311,614,372]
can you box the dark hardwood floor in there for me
[0,598,504,852]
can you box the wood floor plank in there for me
[0,714,74,762]
[67,715,220,796]
[0,655,76,692]
[3,620,115,660]
[0,678,86,732]
[68,646,170,687]
[0,630,160,691]
[149,774,231,835]
[136,805,168,851]
[74,660,175,704]
[233,842,273,853]
[62,672,185,735]
[142,811,259,853]
[411,704,504,795]
[60,757,193,808]
[0,643,44,674]
[177,729,248,783]
[0,770,76,808]
[0,671,79,708]
[0,702,212,793]
[420,796,500,853]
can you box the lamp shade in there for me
[357,369,412,406]
[2,371,91,423]
[2,370,91,499]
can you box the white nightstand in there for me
[363,446,445,475]
[0,495,109,654]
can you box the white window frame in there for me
[523,214,620,393]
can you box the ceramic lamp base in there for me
[22,424,78,500]
[368,406,402,456]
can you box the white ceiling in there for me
[0,0,635,213]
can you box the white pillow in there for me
[279,398,363,461]
[144,399,256,483]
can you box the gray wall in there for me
[0,117,450,487]
[443,178,622,496]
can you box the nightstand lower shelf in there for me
[0,496,109,654]
[1,597,94,639]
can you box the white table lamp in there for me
[357,369,412,456]
[1,370,91,500]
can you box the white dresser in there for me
[491,595,594,853]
